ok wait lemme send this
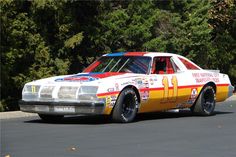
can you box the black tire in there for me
[38,114,64,122]
[112,88,139,123]
[192,86,216,116]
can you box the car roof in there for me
[104,52,182,57]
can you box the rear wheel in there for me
[38,114,64,122]
[192,86,216,116]
[112,88,138,123]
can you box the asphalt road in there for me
[1,98,236,157]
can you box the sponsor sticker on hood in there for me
[55,72,125,82]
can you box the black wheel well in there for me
[191,82,216,109]
[121,85,141,103]
[198,82,216,99]
[203,82,216,93]
[111,85,141,115]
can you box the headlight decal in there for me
[58,86,79,100]
[40,86,55,99]
[77,86,99,102]
[22,85,41,100]
[23,85,40,93]
[79,86,98,94]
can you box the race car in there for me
[19,52,234,123]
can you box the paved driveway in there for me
[1,96,236,157]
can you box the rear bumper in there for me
[19,100,105,115]
[228,85,234,98]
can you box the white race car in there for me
[19,52,234,122]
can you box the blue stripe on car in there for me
[105,52,125,56]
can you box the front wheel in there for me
[38,114,64,122]
[192,86,216,116]
[112,88,139,123]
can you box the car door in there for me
[139,56,191,113]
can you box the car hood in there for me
[54,72,145,83]
[28,72,145,86]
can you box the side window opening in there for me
[152,57,175,74]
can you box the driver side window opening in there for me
[152,57,176,74]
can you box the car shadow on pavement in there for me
[24,115,111,125]
[135,110,234,122]
[24,110,234,125]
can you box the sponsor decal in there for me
[192,72,220,83]
[135,78,143,85]
[121,82,129,86]
[107,88,115,92]
[106,96,111,107]
[187,88,198,105]
[149,78,154,85]
[190,88,198,99]
[141,90,149,101]
[134,78,149,88]
[55,73,99,82]
[110,96,117,106]
[142,78,149,88]
[153,77,158,82]
[55,72,124,82]
[121,81,135,86]
[106,95,117,107]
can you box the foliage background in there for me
[1,0,235,111]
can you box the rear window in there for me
[178,57,200,70]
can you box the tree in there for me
[209,0,236,85]
[0,0,235,111]
[0,0,77,110]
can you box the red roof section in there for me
[124,52,147,56]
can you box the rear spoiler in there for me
[204,70,220,73]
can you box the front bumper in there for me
[19,100,105,115]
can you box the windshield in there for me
[84,56,151,74]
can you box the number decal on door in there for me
[162,76,178,102]
[162,77,169,101]
[171,76,178,101]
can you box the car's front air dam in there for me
[19,100,105,115]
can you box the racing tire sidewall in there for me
[193,86,216,116]
[112,88,138,123]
